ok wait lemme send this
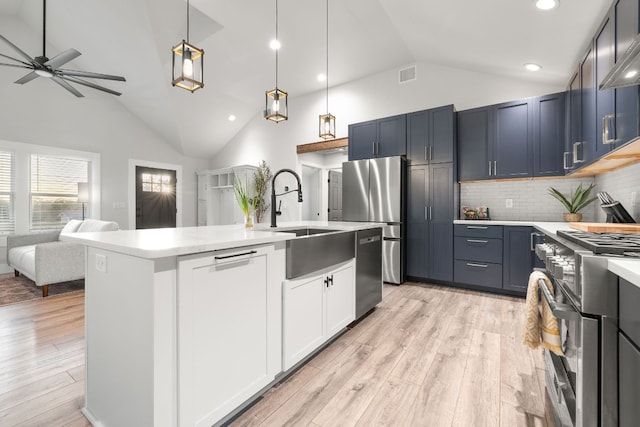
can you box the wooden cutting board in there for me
[569,222,640,233]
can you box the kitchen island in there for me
[61,221,382,427]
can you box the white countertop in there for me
[61,221,384,259]
[454,220,572,236]
[608,259,640,287]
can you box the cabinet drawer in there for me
[454,236,503,264]
[619,332,640,427]
[454,260,502,289]
[620,278,640,346]
[454,224,503,238]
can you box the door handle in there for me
[603,114,616,144]
[573,141,584,164]
[537,278,580,320]
[563,152,571,170]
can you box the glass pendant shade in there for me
[172,40,204,92]
[265,88,288,122]
[319,113,335,139]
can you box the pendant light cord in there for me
[42,0,46,57]
[275,0,279,88]
[325,0,329,114]
[186,0,190,42]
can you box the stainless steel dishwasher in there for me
[355,228,383,319]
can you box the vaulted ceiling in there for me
[0,0,611,158]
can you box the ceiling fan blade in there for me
[14,71,39,85]
[61,75,121,96]
[0,52,32,66]
[45,48,81,70]
[51,76,84,97]
[0,62,32,70]
[0,35,36,64]
[58,69,126,82]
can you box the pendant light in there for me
[172,0,204,92]
[265,0,288,122]
[319,0,335,139]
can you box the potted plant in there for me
[548,183,597,222]
[251,161,272,224]
[233,177,254,228]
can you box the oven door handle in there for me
[538,278,580,320]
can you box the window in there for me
[141,173,172,193]
[30,155,88,230]
[0,151,15,233]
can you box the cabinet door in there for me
[283,275,325,370]
[580,47,596,166]
[377,114,407,158]
[407,110,429,165]
[493,100,533,178]
[178,246,278,427]
[429,163,454,282]
[348,120,377,160]
[430,105,455,164]
[615,0,640,148]
[595,13,616,158]
[502,226,535,293]
[533,93,565,177]
[406,165,428,278]
[325,263,355,338]
[619,333,640,427]
[567,71,581,173]
[457,107,491,181]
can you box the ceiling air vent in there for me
[399,65,417,84]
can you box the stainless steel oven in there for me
[535,233,618,427]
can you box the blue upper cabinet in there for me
[348,115,406,160]
[493,99,533,178]
[533,92,566,177]
[457,106,492,181]
[615,0,640,147]
[407,105,455,166]
[595,11,616,158]
[580,47,596,166]
[566,71,581,173]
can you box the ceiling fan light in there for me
[172,40,204,92]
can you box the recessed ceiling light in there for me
[269,39,281,50]
[228,114,236,122]
[317,73,326,82]
[534,0,559,10]
[625,70,638,79]
[525,63,542,71]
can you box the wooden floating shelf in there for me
[296,137,348,154]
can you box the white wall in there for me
[0,17,209,231]
[210,61,563,220]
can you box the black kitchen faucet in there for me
[270,169,303,227]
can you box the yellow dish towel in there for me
[523,270,564,356]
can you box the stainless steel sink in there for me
[284,229,355,279]
[281,228,342,237]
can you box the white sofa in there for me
[6,219,119,297]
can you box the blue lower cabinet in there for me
[454,260,502,289]
[502,226,536,293]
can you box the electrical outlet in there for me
[95,254,107,273]
[506,199,513,208]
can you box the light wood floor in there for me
[0,282,557,427]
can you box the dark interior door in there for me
[136,166,177,229]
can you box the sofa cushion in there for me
[8,245,36,281]
[77,219,119,233]
[60,219,83,234]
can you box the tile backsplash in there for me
[460,162,640,222]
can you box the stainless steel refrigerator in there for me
[342,156,405,284]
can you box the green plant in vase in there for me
[548,183,597,222]
[234,177,254,228]
[252,161,272,224]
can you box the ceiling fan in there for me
[0,0,125,97]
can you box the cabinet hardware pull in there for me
[429,146,433,160]
[329,274,334,286]
[530,232,544,251]
[424,146,428,161]
[467,239,488,244]
[603,114,616,144]
[467,226,488,230]
[214,250,257,260]
[467,262,488,268]
[563,151,571,170]
[488,161,492,176]
[572,141,584,164]
[429,206,432,221]
[425,206,429,221]
[372,141,376,155]
[493,161,497,176]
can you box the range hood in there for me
[600,32,640,90]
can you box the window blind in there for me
[30,155,88,230]
[0,151,14,233]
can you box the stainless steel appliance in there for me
[534,230,621,427]
[342,156,405,284]
[355,228,383,319]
